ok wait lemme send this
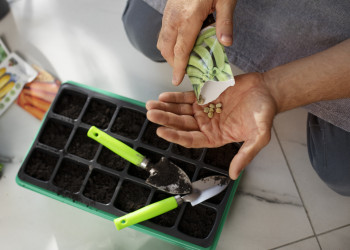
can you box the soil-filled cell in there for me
[204,143,240,171]
[150,192,181,227]
[97,146,129,171]
[24,149,58,181]
[169,158,196,180]
[141,122,170,150]
[127,147,162,180]
[53,159,88,193]
[53,90,87,119]
[83,170,118,204]
[39,120,72,149]
[68,128,99,160]
[82,99,115,129]
[114,180,151,213]
[178,204,217,239]
[111,108,146,139]
[172,144,203,160]
[197,168,227,204]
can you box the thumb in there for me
[215,0,236,46]
[228,133,270,179]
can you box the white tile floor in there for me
[0,1,349,249]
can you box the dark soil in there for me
[150,192,181,227]
[83,170,118,204]
[178,204,216,238]
[82,99,115,129]
[114,181,150,212]
[39,120,72,149]
[204,143,240,170]
[169,158,196,180]
[146,157,192,194]
[142,122,170,150]
[97,146,129,171]
[68,128,99,160]
[197,168,227,204]
[172,144,203,160]
[111,108,146,139]
[53,159,88,193]
[24,149,58,181]
[54,91,87,119]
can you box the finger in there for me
[146,100,194,115]
[147,110,199,131]
[158,91,196,104]
[157,19,178,67]
[228,133,271,179]
[215,0,236,46]
[157,126,210,148]
[172,21,203,85]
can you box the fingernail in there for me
[220,34,232,44]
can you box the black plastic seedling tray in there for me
[16,81,242,249]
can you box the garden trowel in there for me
[114,175,230,230]
[87,126,192,195]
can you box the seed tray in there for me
[16,81,242,249]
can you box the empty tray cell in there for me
[141,122,170,150]
[169,157,196,180]
[53,90,87,119]
[68,128,99,160]
[24,149,58,181]
[127,147,162,180]
[39,119,72,149]
[82,99,115,129]
[97,146,129,172]
[150,192,181,227]
[172,144,203,160]
[53,158,88,193]
[178,204,217,239]
[204,143,240,171]
[83,169,118,204]
[111,108,146,139]
[197,168,227,204]
[114,180,151,213]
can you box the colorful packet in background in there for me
[0,49,38,116]
[187,21,235,105]
[17,65,61,120]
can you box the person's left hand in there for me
[146,73,277,179]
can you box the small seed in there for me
[216,103,222,108]
[198,95,204,104]
[209,107,214,112]
[216,108,222,113]
[209,103,215,108]
[208,112,214,118]
[204,107,210,113]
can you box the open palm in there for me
[146,73,278,179]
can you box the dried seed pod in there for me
[204,107,210,113]
[216,108,222,113]
[208,112,214,118]
[216,103,222,108]
[209,103,215,108]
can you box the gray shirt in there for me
[143,0,350,132]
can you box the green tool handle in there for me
[87,126,145,167]
[114,196,179,230]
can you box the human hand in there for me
[146,73,278,179]
[157,0,237,86]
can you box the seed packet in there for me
[187,23,235,105]
[17,65,61,120]
[0,53,38,116]
[0,39,10,64]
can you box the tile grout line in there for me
[316,223,350,237]
[268,235,316,250]
[272,125,322,249]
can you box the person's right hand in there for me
[157,0,237,86]
[146,73,278,179]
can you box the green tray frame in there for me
[16,81,242,250]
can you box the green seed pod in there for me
[204,37,225,71]
[193,45,214,70]
[195,27,216,46]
